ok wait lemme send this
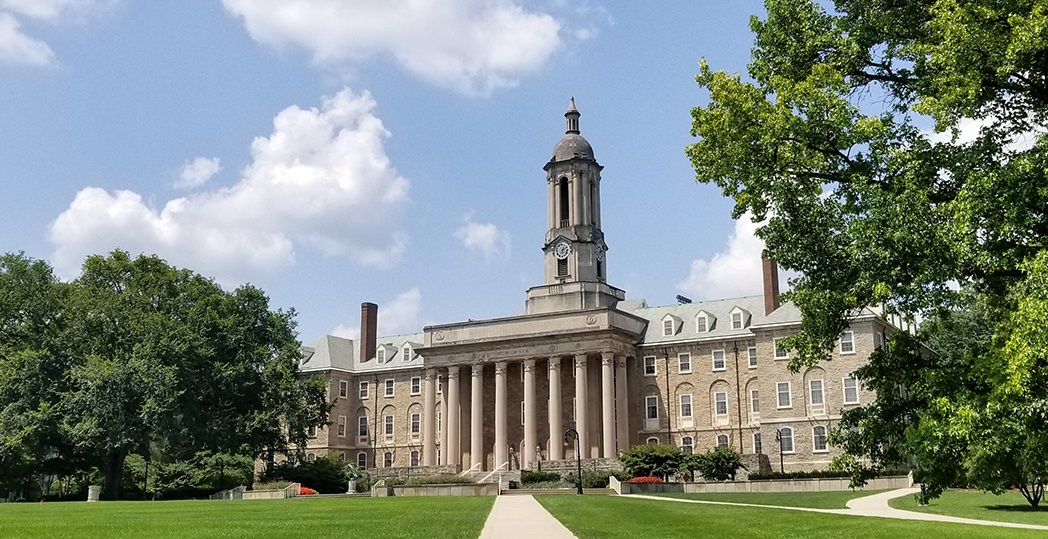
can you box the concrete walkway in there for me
[478,495,577,539]
[625,488,1048,531]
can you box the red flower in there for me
[299,486,317,495]
[627,476,664,484]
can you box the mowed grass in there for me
[537,495,1046,539]
[0,496,494,539]
[652,489,888,509]
[889,489,1048,526]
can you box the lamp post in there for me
[564,429,583,495]
[774,429,784,474]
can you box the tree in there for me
[618,444,685,480]
[688,0,1048,505]
[693,446,746,482]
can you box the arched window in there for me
[646,437,659,444]
[306,452,316,462]
[681,436,694,454]
[356,452,367,468]
[813,426,828,452]
[778,427,794,454]
[383,451,393,467]
[558,177,570,224]
[716,434,729,447]
[410,450,420,467]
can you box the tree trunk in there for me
[101,451,126,500]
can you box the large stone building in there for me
[299,100,902,474]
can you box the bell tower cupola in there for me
[525,99,624,314]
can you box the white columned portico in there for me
[423,368,437,466]
[547,357,563,461]
[574,354,588,456]
[615,356,629,452]
[446,366,461,469]
[470,363,484,470]
[523,358,537,469]
[601,352,616,458]
[494,361,508,469]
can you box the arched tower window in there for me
[589,179,597,225]
[558,177,570,226]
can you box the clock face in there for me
[595,245,606,261]
[554,242,571,260]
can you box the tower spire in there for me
[565,97,580,134]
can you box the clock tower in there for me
[525,99,625,314]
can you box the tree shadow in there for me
[983,504,1048,513]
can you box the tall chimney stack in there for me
[762,256,781,315]
[360,302,378,361]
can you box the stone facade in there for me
[298,100,908,476]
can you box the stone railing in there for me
[532,458,623,474]
[365,465,459,480]
[241,482,300,500]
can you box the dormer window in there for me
[661,314,681,337]
[376,348,385,363]
[402,345,412,361]
[729,307,750,330]
[695,311,714,333]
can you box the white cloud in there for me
[679,216,767,300]
[0,12,54,65]
[0,0,96,21]
[50,88,410,284]
[220,0,564,96]
[455,214,510,260]
[176,157,222,189]
[331,288,422,339]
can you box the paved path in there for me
[625,488,1048,531]
[478,495,576,539]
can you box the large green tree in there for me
[688,0,1048,505]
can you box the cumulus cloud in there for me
[455,214,510,260]
[0,0,96,20]
[331,288,422,339]
[0,12,54,65]
[220,0,564,96]
[678,216,767,300]
[175,157,222,189]
[50,88,410,284]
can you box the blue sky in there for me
[0,0,774,342]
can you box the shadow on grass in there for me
[983,505,1048,513]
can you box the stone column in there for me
[470,364,484,471]
[615,356,629,452]
[523,358,537,469]
[574,354,588,457]
[447,366,461,469]
[548,357,563,461]
[423,368,437,466]
[601,352,616,458]
[494,361,508,469]
[439,377,448,465]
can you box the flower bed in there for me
[299,486,317,496]
[627,476,664,484]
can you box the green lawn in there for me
[889,489,1048,527]
[651,489,888,509]
[0,496,493,539]
[537,495,1046,539]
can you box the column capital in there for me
[495,361,507,375]
[548,358,561,373]
[471,363,484,377]
[601,351,614,367]
[574,354,587,368]
[424,368,436,381]
[615,356,627,369]
[447,367,460,379]
[523,358,536,372]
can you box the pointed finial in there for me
[565,97,580,134]
[567,97,577,113]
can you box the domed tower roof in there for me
[551,98,595,162]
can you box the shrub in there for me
[627,476,664,484]
[692,446,746,481]
[520,470,561,484]
[563,470,622,488]
[402,474,473,485]
[259,454,349,493]
[748,469,850,481]
[618,444,685,480]
[252,481,293,491]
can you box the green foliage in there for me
[562,470,621,488]
[618,444,685,480]
[689,0,1048,508]
[520,470,561,484]
[691,446,745,481]
[260,454,352,493]
[402,474,474,485]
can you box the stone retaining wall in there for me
[366,465,459,480]
[532,458,623,474]
[373,483,498,497]
[612,474,911,495]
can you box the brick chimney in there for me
[360,302,378,361]
[762,257,781,315]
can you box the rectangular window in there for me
[643,356,656,376]
[840,331,855,353]
[557,257,568,276]
[779,428,794,453]
[774,339,788,359]
[307,425,317,438]
[359,381,369,399]
[748,347,758,368]
[384,378,395,397]
[521,401,525,425]
[731,312,743,330]
[750,389,760,413]
[662,319,674,336]
[696,316,707,332]
[337,415,347,438]
[776,382,792,409]
[809,379,824,405]
[843,377,860,404]
[376,348,385,363]
[813,426,828,452]
[357,416,368,437]
[712,349,726,371]
[410,413,421,435]
[753,433,762,454]
[338,380,348,398]
[679,394,693,418]
[678,353,691,373]
[410,376,421,395]
[410,451,419,467]
[437,375,443,394]
[384,414,394,436]
[645,396,659,420]
[714,392,728,416]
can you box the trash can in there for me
[87,485,102,502]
